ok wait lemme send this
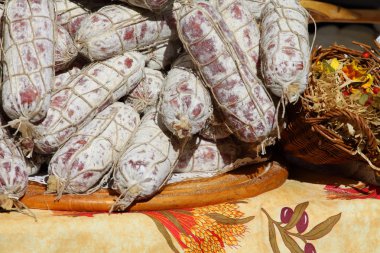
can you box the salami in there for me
[0,119,28,211]
[76,5,177,61]
[126,68,164,113]
[117,0,174,12]
[243,0,269,20]
[2,0,55,123]
[260,0,310,103]
[53,67,81,91]
[55,25,78,72]
[160,54,212,138]
[33,52,145,154]
[111,109,181,212]
[174,136,239,173]
[176,2,276,143]
[48,102,140,197]
[209,0,260,73]
[144,39,182,70]
[55,0,106,37]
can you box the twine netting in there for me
[2,0,55,123]
[175,2,276,144]
[48,103,139,198]
[75,5,176,61]
[260,0,310,103]
[33,52,144,154]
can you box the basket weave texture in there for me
[281,43,380,169]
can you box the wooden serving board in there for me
[21,162,288,212]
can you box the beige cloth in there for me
[1,171,380,253]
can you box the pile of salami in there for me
[0,0,310,212]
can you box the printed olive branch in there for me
[262,202,342,253]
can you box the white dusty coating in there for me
[243,0,270,21]
[160,54,213,138]
[2,0,55,123]
[112,109,181,211]
[126,68,164,113]
[144,39,182,70]
[48,102,140,197]
[260,0,310,103]
[176,2,276,143]
[53,67,81,91]
[75,5,177,61]
[33,52,145,154]
[200,107,232,141]
[174,136,239,173]
[376,35,380,49]
[117,0,173,12]
[168,171,218,184]
[208,0,261,74]
[0,118,28,210]
[55,0,106,37]
[55,25,78,72]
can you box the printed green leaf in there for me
[174,209,193,216]
[322,60,335,73]
[283,202,309,230]
[149,216,180,253]
[268,221,280,253]
[232,200,249,204]
[279,229,304,253]
[303,213,342,240]
[206,213,255,225]
[162,211,187,234]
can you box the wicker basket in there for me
[281,42,380,171]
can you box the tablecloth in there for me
[1,168,380,253]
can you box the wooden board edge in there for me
[21,162,288,212]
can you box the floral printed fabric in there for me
[0,173,379,253]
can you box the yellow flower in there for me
[342,60,367,81]
[350,88,360,94]
[361,74,374,93]
[329,58,341,70]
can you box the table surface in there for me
[2,167,379,253]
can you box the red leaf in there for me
[144,211,187,248]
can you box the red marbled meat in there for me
[48,103,140,197]
[2,0,55,123]
[55,25,78,71]
[159,54,212,138]
[33,52,145,154]
[112,109,180,211]
[260,0,310,103]
[76,5,177,61]
[208,0,260,74]
[176,2,275,143]
[174,136,239,173]
[0,118,28,209]
[126,68,164,113]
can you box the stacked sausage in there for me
[0,0,310,212]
